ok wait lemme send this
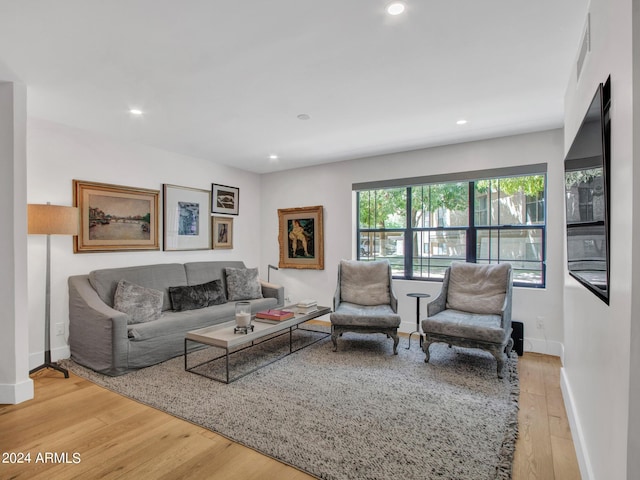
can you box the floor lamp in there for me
[267,264,279,282]
[28,203,79,378]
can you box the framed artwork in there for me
[212,216,233,249]
[163,184,211,251]
[278,205,324,270]
[211,183,239,215]
[73,180,159,253]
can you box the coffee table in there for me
[184,305,331,383]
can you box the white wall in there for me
[0,82,32,404]
[26,119,263,367]
[561,0,635,478]
[628,0,640,475]
[261,129,565,354]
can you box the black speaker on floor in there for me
[511,321,524,356]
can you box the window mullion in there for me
[405,186,413,277]
[468,181,476,263]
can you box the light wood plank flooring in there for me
[1,353,579,479]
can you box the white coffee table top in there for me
[186,306,330,350]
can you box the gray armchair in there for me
[330,260,401,354]
[421,262,514,378]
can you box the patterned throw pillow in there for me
[169,279,227,312]
[225,267,263,301]
[113,279,164,324]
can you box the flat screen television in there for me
[564,77,611,304]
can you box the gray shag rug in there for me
[62,329,519,480]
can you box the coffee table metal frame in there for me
[184,306,331,383]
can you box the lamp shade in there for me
[28,204,79,235]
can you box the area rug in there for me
[62,330,519,480]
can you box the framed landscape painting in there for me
[211,183,239,215]
[163,184,211,251]
[73,180,159,253]
[278,205,324,270]
[212,216,233,249]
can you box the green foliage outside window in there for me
[356,172,547,286]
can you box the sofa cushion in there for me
[225,267,263,301]
[113,280,164,324]
[340,260,391,306]
[446,262,510,315]
[128,297,278,341]
[169,279,227,312]
[89,263,187,311]
[330,302,400,328]
[422,309,508,344]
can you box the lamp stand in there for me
[29,233,69,378]
[268,264,279,282]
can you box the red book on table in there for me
[255,309,295,321]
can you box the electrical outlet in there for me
[285,296,292,304]
[55,323,64,336]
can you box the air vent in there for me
[577,13,590,81]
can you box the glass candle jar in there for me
[235,301,252,327]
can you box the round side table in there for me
[406,293,431,349]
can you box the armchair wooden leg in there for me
[391,332,399,355]
[488,345,506,379]
[331,332,339,352]
[505,337,514,355]
[423,340,432,363]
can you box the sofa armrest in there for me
[260,280,284,307]
[68,275,130,375]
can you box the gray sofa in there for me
[68,261,284,376]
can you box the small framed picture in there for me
[278,205,324,270]
[73,179,159,253]
[211,183,239,215]
[212,216,233,249]
[163,184,212,251]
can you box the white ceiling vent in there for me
[577,13,590,81]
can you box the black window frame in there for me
[356,174,547,288]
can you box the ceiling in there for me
[0,0,588,174]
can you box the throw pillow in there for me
[225,267,263,301]
[169,279,227,312]
[113,279,164,324]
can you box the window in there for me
[356,172,546,287]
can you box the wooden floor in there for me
[513,353,581,480]
[0,353,580,479]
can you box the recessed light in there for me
[386,2,406,15]
[297,113,311,120]
[456,119,468,125]
[129,108,144,116]
[269,154,279,160]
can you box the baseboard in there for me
[561,367,594,480]
[29,345,71,371]
[0,378,34,404]
[523,337,564,358]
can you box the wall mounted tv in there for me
[564,76,611,304]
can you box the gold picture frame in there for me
[73,179,159,253]
[212,216,233,249]
[278,205,324,270]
